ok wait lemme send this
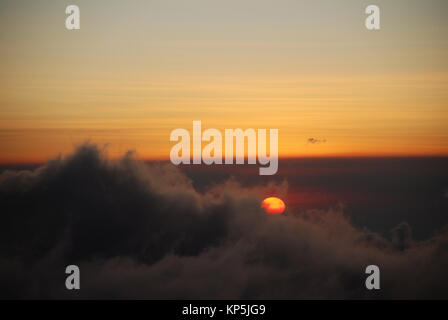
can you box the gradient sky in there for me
[1,0,447,163]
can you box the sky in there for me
[1,0,448,163]
[1,1,448,299]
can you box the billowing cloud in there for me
[0,143,448,299]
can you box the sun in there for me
[261,197,286,214]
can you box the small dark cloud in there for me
[307,138,327,144]
[1,143,448,299]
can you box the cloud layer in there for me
[1,143,448,299]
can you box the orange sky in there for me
[1,0,448,163]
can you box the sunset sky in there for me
[1,0,447,163]
[2,1,448,300]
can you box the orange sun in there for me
[261,197,286,214]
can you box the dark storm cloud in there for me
[1,143,448,299]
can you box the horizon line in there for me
[2,154,448,167]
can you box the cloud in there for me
[307,138,327,144]
[0,143,448,299]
